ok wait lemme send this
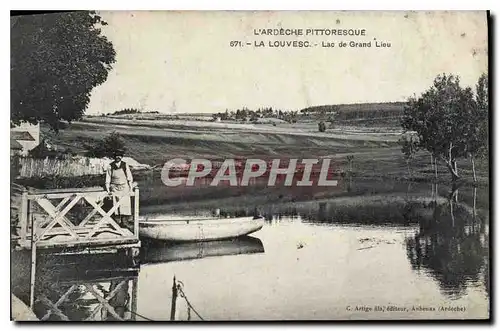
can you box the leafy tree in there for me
[465,73,489,182]
[11,11,116,131]
[401,74,476,182]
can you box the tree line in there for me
[212,107,299,123]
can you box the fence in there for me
[18,157,150,178]
[18,157,107,178]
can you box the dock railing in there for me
[17,185,140,249]
[16,185,141,309]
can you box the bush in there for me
[28,139,73,160]
[84,132,127,158]
[318,121,326,132]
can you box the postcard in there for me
[10,10,489,321]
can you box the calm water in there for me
[12,184,490,321]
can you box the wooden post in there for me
[170,276,177,321]
[19,190,28,244]
[29,211,37,309]
[134,187,139,239]
[473,187,477,219]
[131,278,138,321]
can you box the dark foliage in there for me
[301,102,405,121]
[28,139,75,159]
[401,73,488,181]
[15,174,103,189]
[109,108,140,116]
[212,107,298,123]
[11,11,116,131]
[84,132,127,158]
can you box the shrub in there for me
[84,132,127,158]
[318,121,326,132]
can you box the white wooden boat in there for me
[138,215,265,242]
[142,236,264,264]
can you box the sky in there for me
[86,11,488,114]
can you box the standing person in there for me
[105,150,134,226]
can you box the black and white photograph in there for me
[10,10,490,321]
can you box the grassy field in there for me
[43,119,402,165]
[33,115,489,212]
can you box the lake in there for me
[11,183,490,321]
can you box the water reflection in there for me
[141,236,264,264]
[32,254,139,321]
[405,187,489,299]
[11,178,490,320]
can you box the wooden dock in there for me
[13,185,142,309]
[35,270,139,321]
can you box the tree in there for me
[401,74,476,182]
[399,133,419,178]
[465,73,488,182]
[11,11,116,131]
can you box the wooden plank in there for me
[35,236,139,249]
[38,295,70,321]
[40,285,77,321]
[131,278,138,321]
[55,196,71,212]
[84,198,129,238]
[57,275,138,286]
[29,243,36,309]
[35,195,81,241]
[27,189,136,200]
[84,284,124,321]
[134,188,139,238]
[28,186,104,195]
[86,302,103,321]
[19,191,28,242]
[79,201,103,227]
[37,227,123,238]
[34,197,77,232]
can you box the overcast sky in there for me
[86,11,488,114]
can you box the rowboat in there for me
[138,215,265,242]
[141,236,264,264]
